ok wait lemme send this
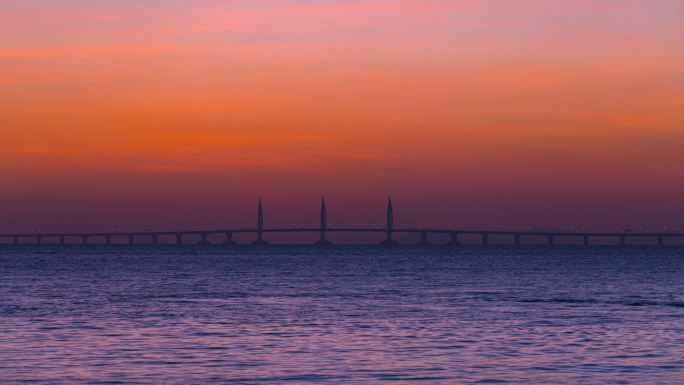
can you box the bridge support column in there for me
[315,198,331,246]
[176,233,183,245]
[252,199,269,245]
[60,236,65,245]
[36,236,42,245]
[417,231,430,246]
[81,235,88,245]
[105,236,112,245]
[128,235,134,245]
[252,234,269,245]
[198,233,210,246]
[448,232,461,246]
[381,197,397,246]
[381,231,398,246]
[152,234,159,245]
[252,233,268,245]
[315,232,331,246]
[658,236,664,246]
[583,235,589,246]
[482,233,489,246]
[619,235,626,247]
[224,232,236,246]
[514,234,521,246]
[13,236,19,245]
[548,235,555,246]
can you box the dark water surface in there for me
[1,246,684,384]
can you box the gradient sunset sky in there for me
[1,0,683,232]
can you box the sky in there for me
[1,0,683,234]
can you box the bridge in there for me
[1,198,682,246]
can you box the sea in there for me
[1,246,683,384]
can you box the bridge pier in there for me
[105,236,112,245]
[548,235,555,246]
[198,232,210,246]
[59,236,65,245]
[482,233,489,246]
[315,232,331,246]
[128,235,134,245]
[176,233,183,245]
[417,231,430,246]
[381,197,397,246]
[583,235,589,246]
[152,234,159,245]
[13,236,19,245]
[252,235,269,245]
[36,236,42,245]
[381,231,398,246]
[252,199,268,245]
[81,235,88,245]
[658,236,664,247]
[448,232,461,246]
[514,234,521,246]
[252,235,268,245]
[224,232,236,246]
[619,235,626,247]
[315,198,331,246]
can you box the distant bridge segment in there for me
[1,199,682,246]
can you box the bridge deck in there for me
[0,228,682,246]
[0,228,683,238]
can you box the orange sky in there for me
[1,0,683,232]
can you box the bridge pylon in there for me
[224,231,235,246]
[381,197,398,246]
[252,199,269,245]
[448,232,461,246]
[315,197,332,246]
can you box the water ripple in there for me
[1,247,684,384]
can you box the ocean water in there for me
[1,246,684,384]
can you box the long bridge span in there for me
[1,199,682,246]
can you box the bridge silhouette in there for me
[1,198,683,246]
